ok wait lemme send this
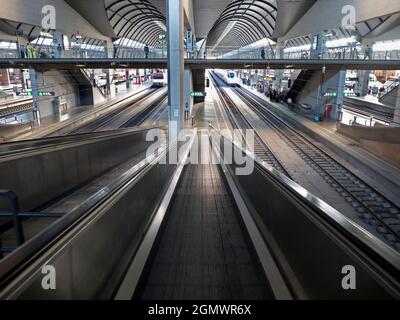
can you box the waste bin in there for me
[325,104,333,119]
[52,98,61,115]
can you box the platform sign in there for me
[190,91,207,97]
[17,91,32,97]
[324,88,337,97]
[38,91,55,97]
[17,91,55,97]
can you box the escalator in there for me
[0,129,399,300]
[135,161,273,300]
[285,70,314,103]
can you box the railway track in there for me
[210,72,290,177]
[0,100,33,118]
[343,97,394,123]
[70,88,160,133]
[121,93,167,128]
[234,85,400,249]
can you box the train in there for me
[150,72,167,88]
[214,69,240,87]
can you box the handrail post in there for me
[0,189,25,246]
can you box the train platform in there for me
[240,84,400,207]
[0,96,31,108]
[12,82,151,141]
[348,94,387,107]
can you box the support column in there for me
[52,31,62,58]
[125,69,130,89]
[29,67,40,125]
[167,0,185,142]
[392,86,400,126]
[357,70,370,96]
[184,68,193,120]
[310,31,327,59]
[333,69,346,120]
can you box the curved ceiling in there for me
[206,0,278,48]
[105,0,166,48]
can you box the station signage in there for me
[38,91,56,97]
[17,91,55,97]
[190,91,207,97]
[324,88,337,97]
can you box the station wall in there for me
[36,69,79,118]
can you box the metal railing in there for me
[0,189,64,257]
[81,69,108,97]
[201,45,400,61]
[2,44,400,61]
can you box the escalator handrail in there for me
[210,126,400,274]
[0,143,167,286]
[0,127,156,158]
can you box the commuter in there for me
[260,47,266,59]
[32,46,39,59]
[144,45,149,59]
[27,44,33,59]
[57,44,62,58]
[287,97,293,110]
[364,45,373,60]
[379,86,385,98]
[19,45,27,59]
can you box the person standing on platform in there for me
[287,97,293,110]
[144,45,149,59]
[364,45,373,60]
[19,45,26,58]
[260,47,266,59]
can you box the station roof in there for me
[0,0,398,51]
[105,0,166,48]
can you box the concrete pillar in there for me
[310,31,327,59]
[125,69,130,89]
[167,0,185,142]
[336,70,346,105]
[392,86,400,126]
[52,31,62,58]
[29,67,41,124]
[357,70,371,96]
[184,68,193,119]
[274,69,283,92]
